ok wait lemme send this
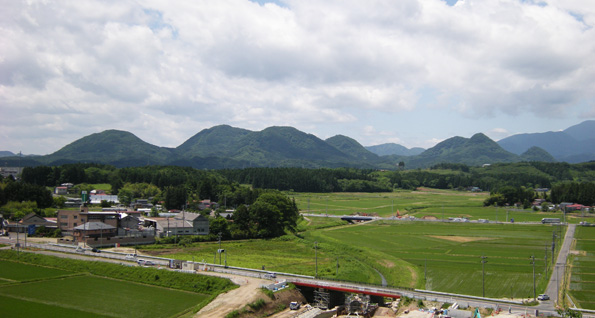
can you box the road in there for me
[545,224,576,306]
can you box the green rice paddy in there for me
[568,226,595,310]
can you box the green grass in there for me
[304,221,559,297]
[0,275,207,318]
[0,251,236,317]
[0,295,111,318]
[151,219,563,298]
[291,189,589,224]
[568,226,595,310]
[0,260,73,283]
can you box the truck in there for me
[541,218,561,224]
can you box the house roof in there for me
[73,222,116,231]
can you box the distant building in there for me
[145,212,209,237]
[0,167,23,178]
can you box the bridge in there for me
[289,278,402,299]
[340,215,375,222]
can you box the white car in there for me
[537,294,550,301]
[125,254,137,261]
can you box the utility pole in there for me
[218,232,222,265]
[545,245,548,278]
[481,255,488,297]
[530,255,536,300]
[315,241,318,278]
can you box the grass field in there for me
[291,189,592,224]
[568,226,595,310]
[0,260,73,284]
[0,274,208,318]
[153,218,563,298]
[306,221,560,298]
[0,253,233,317]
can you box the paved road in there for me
[545,224,576,307]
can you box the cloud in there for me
[1,0,594,154]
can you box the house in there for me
[73,222,117,243]
[54,186,68,195]
[64,198,83,207]
[56,206,119,233]
[565,204,587,212]
[120,214,141,230]
[145,212,209,237]
[20,213,57,228]
[89,194,119,204]
[6,213,57,233]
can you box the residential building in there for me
[145,212,209,237]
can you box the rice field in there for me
[568,226,595,310]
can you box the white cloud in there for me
[1,0,594,154]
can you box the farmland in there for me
[154,219,563,298]
[292,189,586,223]
[0,251,234,317]
[568,226,595,310]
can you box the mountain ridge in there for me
[4,122,594,169]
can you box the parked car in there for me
[537,294,550,301]
[289,301,300,310]
[125,254,137,261]
[264,272,276,279]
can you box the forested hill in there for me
[0,125,571,169]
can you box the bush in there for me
[417,299,425,308]
[247,298,266,311]
[225,310,240,318]
[261,287,275,300]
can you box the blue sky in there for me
[1,0,594,155]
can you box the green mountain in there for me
[326,135,380,161]
[2,125,567,170]
[404,133,521,168]
[43,130,177,166]
[520,146,556,162]
[366,143,425,156]
[230,126,354,167]
[176,125,252,157]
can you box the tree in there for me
[164,185,187,210]
[53,196,66,208]
[209,216,231,239]
[249,200,283,238]
[398,161,405,170]
[252,191,300,233]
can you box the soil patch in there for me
[379,259,395,268]
[429,235,494,243]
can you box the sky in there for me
[1,0,594,155]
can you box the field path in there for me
[195,271,269,318]
[544,223,576,307]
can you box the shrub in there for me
[247,298,266,311]
[417,299,425,308]
[225,310,240,318]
